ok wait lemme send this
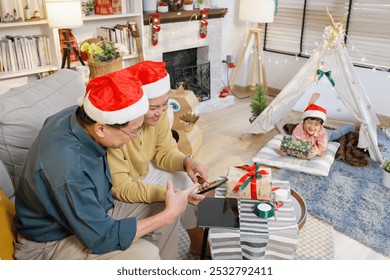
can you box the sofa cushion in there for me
[0,69,85,189]
[0,159,13,199]
[0,188,16,260]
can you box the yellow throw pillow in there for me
[0,188,16,260]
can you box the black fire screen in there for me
[163,48,210,102]
[169,62,210,102]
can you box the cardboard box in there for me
[176,124,203,155]
[168,88,199,131]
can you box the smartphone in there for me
[196,176,228,194]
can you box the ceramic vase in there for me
[157,5,169,12]
[143,0,157,13]
[183,4,194,11]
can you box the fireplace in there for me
[163,47,210,102]
[142,16,234,114]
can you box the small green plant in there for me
[250,84,269,118]
[85,0,95,10]
[80,41,128,63]
[382,159,390,173]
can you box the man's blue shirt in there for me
[14,106,136,254]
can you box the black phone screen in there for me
[196,176,228,194]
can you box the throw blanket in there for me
[283,124,369,167]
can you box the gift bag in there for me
[112,0,122,14]
[95,0,113,14]
[280,135,312,159]
[226,163,272,201]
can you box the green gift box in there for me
[280,136,312,159]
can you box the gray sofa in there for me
[0,69,85,201]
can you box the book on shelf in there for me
[96,23,139,55]
[113,24,131,54]
[96,27,112,42]
[1,33,53,73]
[44,36,52,65]
[33,35,49,67]
[15,36,29,70]
[128,21,141,58]
[0,40,9,72]
[5,35,24,71]
[121,0,130,13]
[0,46,3,72]
[26,36,40,68]
[6,38,17,72]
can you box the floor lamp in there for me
[46,0,85,69]
[230,0,275,92]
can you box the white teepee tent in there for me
[245,15,383,162]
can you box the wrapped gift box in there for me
[280,135,312,159]
[226,164,272,201]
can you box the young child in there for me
[291,103,328,158]
[281,93,355,159]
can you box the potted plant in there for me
[85,0,95,15]
[182,0,194,10]
[197,0,205,10]
[249,84,269,123]
[382,159,390,188]
[157,1,169,13]
[80,40,129,78]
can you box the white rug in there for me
[294,214,334,260]
[178,213,334,260]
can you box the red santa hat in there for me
[78,71,149,124]
[126,60,171,99]
[302,103,327,122]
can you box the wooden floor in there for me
[195,93,389,260]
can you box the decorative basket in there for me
[88,56,123,79]
[81,39,123,79]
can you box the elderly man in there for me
[13,69,201,260]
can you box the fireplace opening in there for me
[163,47,210,102]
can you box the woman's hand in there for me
[183,156,208,183]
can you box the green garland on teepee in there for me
[250,84,269,120]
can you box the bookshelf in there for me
[0,0,144,81]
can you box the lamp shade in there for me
[46,0,83,28]
[239,0,275,23]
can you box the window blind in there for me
[264,0,390,69]
[347,0,390,68]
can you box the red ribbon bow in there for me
[233,163,269,199]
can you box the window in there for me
[264,0,390,69]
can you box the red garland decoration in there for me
[151,13,161,46]
[200,9,208,39]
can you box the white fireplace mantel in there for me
[142,18,234,114]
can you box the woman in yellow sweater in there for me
[107,61,209,257]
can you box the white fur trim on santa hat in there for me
[141,74,170,99]
[302,109,326,122]
[83,92,149,124]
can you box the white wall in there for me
[221,2,390,118]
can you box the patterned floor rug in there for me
[272,129,390,257]
[177,213,334,260]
